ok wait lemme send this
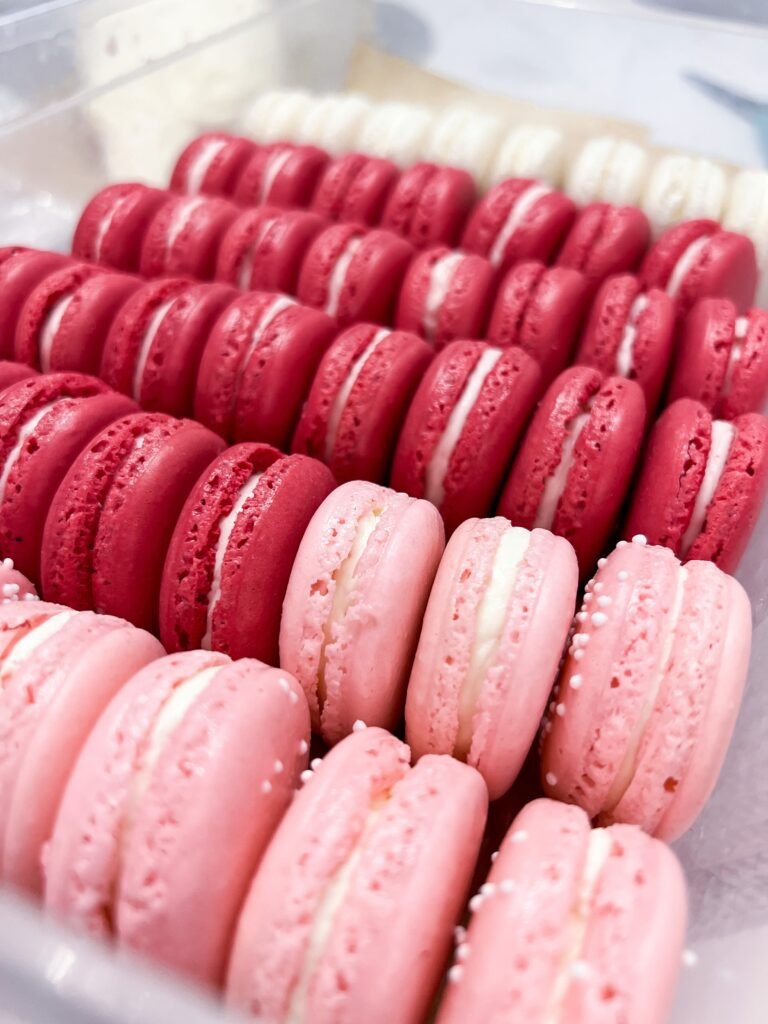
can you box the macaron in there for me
[723,168,768,307]
[292,323,433,483]
[100,278,237,417]
[0,557,37,603]
[668,299,768,418]
[72,183,168,271]
[0,362,37,393]
[461,178,577,274]
[159,443,335,664]
[405,519,578,799]
[45,650,310,986]
[0,249,71,359]
[437,799,687,1024]
[624,398,768,573]
[488,124,567,188]
[296,92,373,155]
[392,341,541,534]
[486,260,591,385]
[14,263,141,374]
[574,273,676,411]
[394,246,496,348]
[0,373,136,583]
[226,727,488,1024]
[139,193,240,280]
[566,135,651,207]
[244,88,318,143]
[498,367,646,575]
[380,161,476,249]
[0,602,163,895]
[233,142,329,208]
[215,206,326,293]
[169,131,258,196]
[310,152,400,225]
[640,218,758,317]
[542,538,752,840]
[280,481,445,743]
[194,292,336,449]
[297,223,414,328]
[642,153,728,236]
[557,202,651,294]
[356,101,433,167]
[424,106,506,187]
[41,411,225,631]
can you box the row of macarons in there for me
[0,560,687,1023]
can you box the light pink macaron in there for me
[45,650,310,987]
[280,480,445,744]
[226,726,488,1024]
[405,519,578,799]
[541,537,752,840]
[437,798,687,1024]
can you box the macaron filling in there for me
[235,213,278,290]
[325,234,363,318]
[423,252,464,340]
[489,183,552,267]
[131,299,175,399]
[680,420,735,555]
[720,315,749,400]
[259,148,293,202]
[425,347,504,506]
[94,192,134,261]
[184,138,227,194]
[666,234,711,298]
[615,294,649,377]
[163,197,207,255]
[0,400,60,505]
[533,403,593,530]
[324,329,390,460]
[0,610,76,680]
[38,293,75,373]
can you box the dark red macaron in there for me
[292,323,433,483]
[391,340,541,533]
[0,249,71,359]
[640,219,758,318]
[41,411,225,631]
[14,263,140,374]
[159,443,335,664]
[297,223,414,328]
[461,178,576,275]
[72,183,168,271]
[487,260,591,386]
[100,278,237,417]
[169,132,259,196]
[233,142,329,208]
[215,206,325,294]
[310,152,400,226]
[574,273,676,413]
[139,193,240,280]
[0,373,136,583]
[498,366,646,575]
[557,202,651,295]
[380,161,476,249]
[395,245,496,348]
[194,291,336,449]
[624,398,768,572]
[0,362,36,392]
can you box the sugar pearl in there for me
[545,772,558,787]
[591,612,607,627]
[300,770,314,785]
[480,882,496,897]
[597,557,606,568]
[273,760,284,774]
[569,675,583,690]
[456,943,470,962]
[298,739,309,755]
[555,703,566,717]
[311,758,323,771]
[597,595,612,608]
[448,965,463,983]
[260,780,272,794]
[469,894,483,913]
[352,720,367,732]
[632,534,647,546]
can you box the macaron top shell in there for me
[557,202,651,291]
[72,183,168,271]
[234,142,329,207]
[170,131,258,196]
[311,152,400,225]
[0,249,71,359]
[139,193,240,280]
[380,161,476,248]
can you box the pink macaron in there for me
[437,799,687,1024]
[624,398,768,572]
[72,183,169,271]
[45,650,310,986]
[557,202,651,294]
[405,519,578,799]
[395,245,496,348]
[392,341,541,534]
[541,538,752,840]
[170,131,259,196]
[280,481,445,744]
[499,366,647,575]
[234,142,329,208]
[0,249,71,358]
[311,152,400,225]
[226,727,488,1024]
[139,193,240,280]
[292,323,433,483]
[381,161,476,248]
[215,206,326,293]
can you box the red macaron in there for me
[0,362,36,392]
[215,206,326,294]
[574,273,676,412]
[159,442,335,664]
[391,340,541,533]
[499,366,647,574]
[557,202,651,295]
[311,153,400,225]
[194,291,336,449]
[0,373,136,583]
[624,398,768,572]
[380,161,476,249]
[0,249,71,359]
[487,260,591,386]
[139,193,240,280]
[72,183,168,271]
[297,223,414,328]
[461,178,576,275]
[395,245,496,348]
[233,142,329,208]
[170,132,259,196]
[292,323,433,483]
[41,411,225,631]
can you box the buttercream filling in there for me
[164,197,206,256]
[0,610,76,682]
[614,295,649,378]
[325,236,363,318]
[260,148,293,203]
[0,400,59,505]
[489,183,552,267]
[533,408,592,530]
[425,347,503,508]
[422,252,464,341]
[680,419,735,556]
[720,316,749,400]
[666,234,710,298]
[236,215,278,291]
[324,329,389,460]
[232,295,296,406]
[132,299,174,400]
[185,137,227,194]
[38,293,74,373]
[94,192,133,261]
[201,472,264,650]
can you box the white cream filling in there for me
[260,148,293,203]
[425,347,503,508]
[132,299,174,400]
[615,295,649,378]
[666,235,710,298]
[0,610,76,683]
[236,215,278,291]
[324,329,389,461]
[232,295,296,401]
[455,528,530,757]
[39,293,74,373]
[489,183,552,267]
[422,252,464,341]
[164,197,206,256]
[201,472,263,650]
[721,316,749,400]
[533,410,591,530]
[184,138,227,194]
[0,401,58,506]
[680,420,735,556]
[325,236,362,318]
[93,192,132,262]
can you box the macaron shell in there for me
[215,207,326,294]
[170,132,257,196]
[380,162,476,249]
[139,194,240,280]
[0,250,71,359]
[13,261,101,368]
[311,153,400,225]
[234,143,329,207]
[557,203,650,291]
[678,230,758,316]
[72,184,168,271]
[0,362,37,392]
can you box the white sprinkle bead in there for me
[448,965,463,983]
[480,882,496,897]
[597,595,612,607]
[298,739,308,755]
[456,943,470,962]
[273,760,284,774]
[454,926,467,944]
[583,591,593,604]
[682,949,699,967]
[300,769,314,785]
[490,850,499,862]
[555,703,566,717]
[469,894,483,913]
[352,719,367,732]
[311,758,323,771]
[617,539,628,548]
[24,592,38,601]
[632,533,647,546]
[573,633,589,647]
[576,611,588,624]
[545,772,558,787]
[597,557,606,568]
[593,581,604,593]
[2,583,19,596]
[500,879,516,894]
[617,570,629,581]
[260,780,272,794]
[573,649,584,662]
[591,612,608,627]
[569,675,583,690]
[2,557,13,569]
